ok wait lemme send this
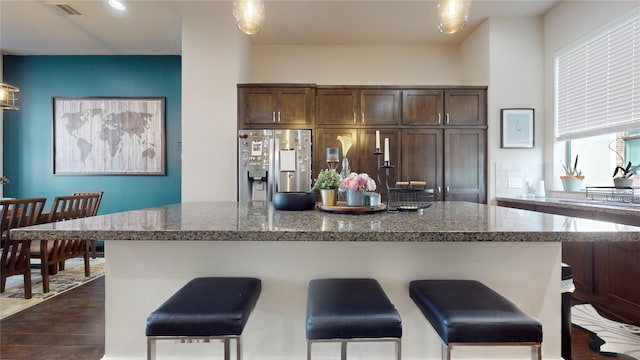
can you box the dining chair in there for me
[1,197,47,299]
[30,193,101,293]
[72,191,103,258]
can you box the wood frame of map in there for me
[53,97,166,175]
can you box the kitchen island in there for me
[11,201,640,360]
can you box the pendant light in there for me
[437,0,470,34]
[233,0,265,35]
[0,82,20,110]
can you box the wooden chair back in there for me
[71,191,103,258]
[71,191,103,216]
[47,193,101,223]
[30,193,102,294]
[0,197,47,299]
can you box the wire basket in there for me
[585,186,640,203]
[387,188,434,211]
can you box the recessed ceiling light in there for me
[108,0,126,11]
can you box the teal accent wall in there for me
[2,56,181,214]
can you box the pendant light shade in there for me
[0,82,20,110]
[233,0,265,35]
[437,0,470,34]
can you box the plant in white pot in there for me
[612,161,636,188]
[312,169,341,206]
[560,155,584,192]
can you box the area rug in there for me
[0,257,105,319]
[572,303,640,360]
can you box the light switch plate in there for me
[508,177,522,188]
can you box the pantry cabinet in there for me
[238,85,315,128]
[444,129,486,203]
[401,128,486,202]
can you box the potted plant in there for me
[612,161,636,188]
[0,176,8,185]
[340,172,377,206]
[312,169,341,206]
[560,155,584,191]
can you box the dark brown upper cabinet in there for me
[316,87,400,127]
[402,88,486,126]
[238,85,315,128]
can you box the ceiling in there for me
[0,0,562,55]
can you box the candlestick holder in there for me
[373,151,383,189]
[381,161,394,200]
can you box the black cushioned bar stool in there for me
[409,280,543,360]
[145,277,261,360]
[306,278,402,360]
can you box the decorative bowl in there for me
[272,192,317,211]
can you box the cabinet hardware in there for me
[272,112,276,123]
[353,112,356,124]
[446,186,450,195]
[278,111,281,123]
[438,113,441,125]
[446,113,450,124]
[362,112,365,124]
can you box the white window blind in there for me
[556,8,640,141]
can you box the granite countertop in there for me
[496,196,640,217]
[10,201,640,242]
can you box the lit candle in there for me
[384,138,390,162]
[375,130,380,151]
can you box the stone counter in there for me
[11,201,640,242]
[11,201,640,360]
[496,196,640,226]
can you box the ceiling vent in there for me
[52,3,83,16]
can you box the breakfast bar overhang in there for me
[11,201,640,360]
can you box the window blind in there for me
[556,8,640,141]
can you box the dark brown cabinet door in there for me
[316,88,359,126]
[402,90,444,126]
[401,129,443,200]
[444,89,487,126]
[359,129,400,197]
[313,128,359,181]
[444,129,486,203]
[360,89,401,126]
[238,87,277,125]
[277,87,314,125]
[238,86,314,127]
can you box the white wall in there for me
[250,44,462,85]
[487,17,545,202]
[181,14,251,202]
[543,1,639,191]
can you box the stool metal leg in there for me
[237,337,242,360]
[307,341,312,360]
[341,341,347,360]
[224,338,231,360]
[442,343,452,360]
[531,344,541,360]
[147,338,156,360]
[394,338,401,360]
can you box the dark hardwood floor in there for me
[0,276,627,359]
[0,277,105,360]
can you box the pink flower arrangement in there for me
[340,172,376,192]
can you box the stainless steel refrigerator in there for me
[238,129,312,201]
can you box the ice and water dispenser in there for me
[238,129,312,202]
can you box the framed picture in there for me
[53,97,166,175]
[501,108,534,149]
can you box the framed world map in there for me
[53,97,165,175]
